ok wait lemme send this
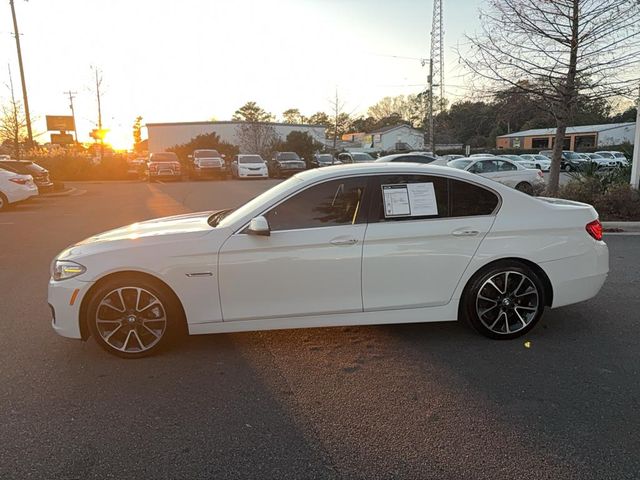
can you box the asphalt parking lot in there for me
[1,179,639,480]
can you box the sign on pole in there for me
[51,133,75,145]
[46,115,75,132]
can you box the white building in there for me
[342,124,425,152]
[146,121,327,153]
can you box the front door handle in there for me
[452,229,480,237]
[330,237,359,246]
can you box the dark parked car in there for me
[539,150,587,171]
[269,152,306,178]
[0,160,53,192]
[374,153,437,164]
[311,153,341,168]
[147,152,182,182]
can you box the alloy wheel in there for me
[475,271,540,335]
[95,287,167,353]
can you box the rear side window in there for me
[265,177,368,231]
[450,179,499,217]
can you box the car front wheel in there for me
[515,182,533,194]
[87,277,182,358]
[463,262,545,339]
[0,192,9,211]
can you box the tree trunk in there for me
[547,121,567,196]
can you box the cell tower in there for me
[430,0,444,112]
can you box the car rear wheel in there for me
[515,182,533,194]
[87,277,182,358]
[463,262,545,339]
[0,192,8,211]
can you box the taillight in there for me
[586,219,603,241]
[537,170,544,178]
[9,178,29,185]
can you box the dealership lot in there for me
[1,180,639,479]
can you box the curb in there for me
[40,187,78,198]
[602,221,640,233]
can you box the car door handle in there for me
[451,229,480,237]
[330,237,359,246]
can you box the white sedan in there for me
[448,156,544,194]
[49,163,608,358]
[519,154,552,171]
[231,154,269,178]
[0,168,38,210]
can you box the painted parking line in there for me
[0,222,14,225]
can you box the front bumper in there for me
[238,169,268,178]
[193,167,226,177]
[48,277,94,339]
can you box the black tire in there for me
[565,164,573,172]
[86,276,184,358]
[535,163,541,170]
[0,192,9,211]
[462,261,546,340]
[515,182,533,194]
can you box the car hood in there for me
[58,211,217,260]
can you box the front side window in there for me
[469,160,497,173]
[265,177,368,231]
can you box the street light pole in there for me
[64,90,78,143]
[9,0,33,148]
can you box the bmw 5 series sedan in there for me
[49,163,608,358]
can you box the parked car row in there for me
[469,150,629,172]
[0,160,41,211]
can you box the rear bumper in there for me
[48,277,94,339]
[541,241,609,308]
[193,167,226,177]
[6,185,38,203]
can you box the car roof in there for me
[294,161,505,188]
[375,153,436,162]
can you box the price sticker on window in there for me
[382,183,438,218]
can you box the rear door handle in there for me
[330,237,359,246]
[452,229,480,237]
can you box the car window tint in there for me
[371,175,448,221]
[497,160,517,171]
[265,177,368,231]
[450,179,499,216]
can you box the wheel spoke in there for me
[515,288,538,298]
[99,300,125,314]
[137,299,161,314]
[486,278,505,295]
[117,289,127,311]
[515,305,537,312]
[480,304,499,317]
[105,324,124,341]
[141,323,160,339]
[512,274,526,296]
[132,329,145,350]
[514,308,528,327]
[478,294,498,304]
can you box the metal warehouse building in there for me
[496,122,636,151]
[146,121,327,153]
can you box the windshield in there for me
[352,153,374,162]
[195,150,220,158]
[217,176,303,228]
[317,154,333,162]
[239,155,264,164]
[613,153,626,158]
[278,152,300,161]
[564,152,582,160]
[448,159,473,169]
[152,153,178,161]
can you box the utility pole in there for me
[64,90,78,143]
[631,85,640,189]
[421,58,435,154]
[94,67,104,161]
[9,0,33,147]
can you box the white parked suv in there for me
[595,151,629,167]
[0,168,38,210]
[448,156,544,194]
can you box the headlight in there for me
[52,260,86,281]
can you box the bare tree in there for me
[329,89,353,150]
[235,122,279,158]
[0,69,28,159]
[462,0,640,194]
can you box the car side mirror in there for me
[247,216,270,236]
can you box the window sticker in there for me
[382,183,438,218]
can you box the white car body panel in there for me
[235,160,268,178]
[48,163,607,341]
[0,170,38,203]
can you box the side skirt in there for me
[188,302,460,335]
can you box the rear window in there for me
[450,179,499,217]
[239,155,263,164]
[151,153,178,161]
[277,152,300,161]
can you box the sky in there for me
[1,0,482,149]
